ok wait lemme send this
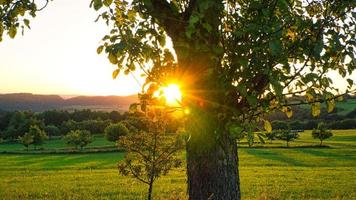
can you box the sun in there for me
[162,84,182,105]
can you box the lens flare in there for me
[162,84,182,105]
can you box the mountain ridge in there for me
[0,93,138,112]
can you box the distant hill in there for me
[0,93,138,112]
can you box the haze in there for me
[0,0,143,96]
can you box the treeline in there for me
[268,106,356,130]
[0,109,179,142]
[272,118,356,130]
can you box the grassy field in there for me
[0,135,116,152]
[0,130,355,199]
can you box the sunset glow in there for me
[162,84,182,105]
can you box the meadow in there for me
[0,130,355,200]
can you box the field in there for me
[0,130,355,200]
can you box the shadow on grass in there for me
[293,148,355,161]
[238,143,332,149]
[243,148,308,166]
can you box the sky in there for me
[0,1,354,96]
[0,0,144,96]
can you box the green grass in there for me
[0,130,355,199]
[0,135,116,152]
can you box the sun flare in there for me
[162,84,182,105]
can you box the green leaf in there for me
[326,99,335,113]
[103,0,113,7]
[8,26,17,39]
[347,79,354,87]
[313,40,323,58]
[112,69,120,79]
[24,19,30,29]
[264,120,272,133]
[311,102,321,117]
[93,0,103,11]
[269,40,281,56]
[108,53,117,64]
[97,45,104,54]
[284,107,293,118]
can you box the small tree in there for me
[118,111,183,200]
[265,132,276,144]
[104,123,129,142]
[63,130,93,150]
[18,132,33,151]
[275,130,299,147]
[28,125,47,150]
[312,123,333,146]
[44,125,60,139]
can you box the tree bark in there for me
[186,108,241,200]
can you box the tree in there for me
[63,130,93,150]
[18,132,33,151]
[118,111,183,200]
[2,0,355,199]
[104,123,129,142]
[275,129,299,147]
[265,132,277,144]
[44,125,60,139]
[312,122,333,146]
[28,125,47,150]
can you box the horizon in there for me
[0,92,138,99]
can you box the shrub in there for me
[275,129,299,147]
[28,125,48,150]
[44,125,60,138]
[104,123,129,142]
[312,122,333,146]
[18,132,33,151]
[63,130,93,150]
[272,120,289,130]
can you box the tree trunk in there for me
[186,109,241,200]
[147,178,154,200]
[320,140,323,146]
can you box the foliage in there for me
[28,125,47,149]
[63,130,93,150]
[312,122,333,146]
[118,111,183,200]
[272,121,289,130]
[18,132,33,150]
[44,125,60,138]
[0,0,51,41]
[2,111,44,140]
[275,129,299,147]
[104,123,129,142]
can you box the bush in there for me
[275,129,299,147]
[104,123,129,142]
[271,121,289,130]
[63,130,93,150]
[18,132,33,151]
[44,125,60,138]
[28,125,48,150]
[312,123,333,146]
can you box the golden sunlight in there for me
[162,84,182,105]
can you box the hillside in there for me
[0,93,138,112]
